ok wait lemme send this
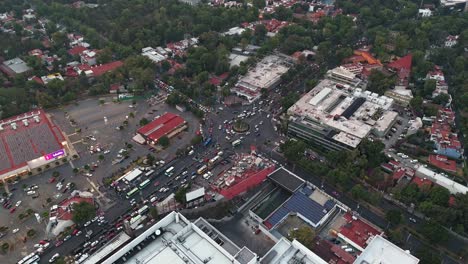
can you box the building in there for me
[354,235,419,264]
[41,73,64,85]
[0,110,70,181]
[430,108,462,159]
[418,8,432,17]
[75,61,124,78]
[133,112,187,145]
[445,35,459,48]
[415,166,468,194]
[178,0,201,5]
[287,79,396,151]
[80,49,98,66]
[250,168,345,240]
[84,211,259,264]
[142,47,167,64]
[233,55,292,103]
[47,190,94,237]
[440,0,468,7]
[262,237,328,264]
[384,54,413,106]
[428,154,457,173]
[0,57,31,77]
[325,67,366,89]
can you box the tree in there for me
[253,0,266,9]
[149,207,158,219]
[139,118,149,126]
[410,96,423,112]
[385,210,402,226]
[175,187,188,204]
[420,220,448,244]
[367,70,395,95]
[98,154,104,161]
[72,202,96,225]
[280,139,306,162]
[158,136,170,148]
[287,226,315,249]
[428,186,450,206]
[432,93,450,106]
[52,171,60,178]
[191,135,203,145]
[423,79,436,97]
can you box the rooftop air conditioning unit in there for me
[33,115,40,123]
[23,119,29,126]
[11,122,17,130]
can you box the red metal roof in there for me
[218,166,275,199]
[388,54,412,70]
[428,154,456,172]
[392,168,406,180]
[137,113,186,142]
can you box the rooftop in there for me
[261,238,327,264]
[338,213,382,250]
[415,166,468,194]
[428,154,456,173]
[137,112,186,142]
[288,79,395,147]
[0,110,65,178]
[1,57,31,75]
[267,167,305,193]
[264,184,336,229]
[354,235,419,264]
[90,212,257,264]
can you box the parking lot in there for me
[0,96,202,263]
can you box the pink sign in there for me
[44,149,65,160]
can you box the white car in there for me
[15,200,21,207]
[12,228,19,234]
[49,253,60,263]
[410,159,418,163]
[83,221,91,227]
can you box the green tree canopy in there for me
[72,201,96,225]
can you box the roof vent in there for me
[11,122,17,130]
[33,115,40,123]
[0,124,3,131]
[23,119,29,127]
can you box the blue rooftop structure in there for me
[264,186,336,229]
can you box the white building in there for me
[418,8,432,17]
[287,78,396,151]
[142,47,167,64]
[415,166,468,194]
[445,35,459,48]
[354,235,419,264]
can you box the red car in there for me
[153,181,160,187]
[9,207,16,213]
[49,177,56,183]
[55,240,63,247]
[39,240,48,245]
[72,229,80,236]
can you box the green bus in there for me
[126,187,139,199]
[139,179,151,190]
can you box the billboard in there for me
[44,149,65,160]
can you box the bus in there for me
[138,205,149,215]
[129,214,142,225]
[197,165,208,175]
[165,166,175,177]
[145,170,155,177]
[139,179,151,190]
[232,139,241,147]
[208,155,221,167]
[18,254,39,264]
[126,187,139,199]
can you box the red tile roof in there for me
[209,72,229,86]
[330,244,356,263]
[68,46,87,56]
[411,176,433,188]
[218,166,275,199]
[392,168,406,181]
[55,196,94,221]
[339,213,382,249]
[428,154,456,173]
[78,61,123,77]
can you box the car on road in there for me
[55,240,64,247]
[331,191,340,197]
[12,228,19,234]
[9,207,16,213]
[83,221,91,227]
[15,200,21,207]
[49,253,60,263]
[49,177,56,183]
[64,235,72,241]
[409,217,417,223]
[153,181,160,187]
